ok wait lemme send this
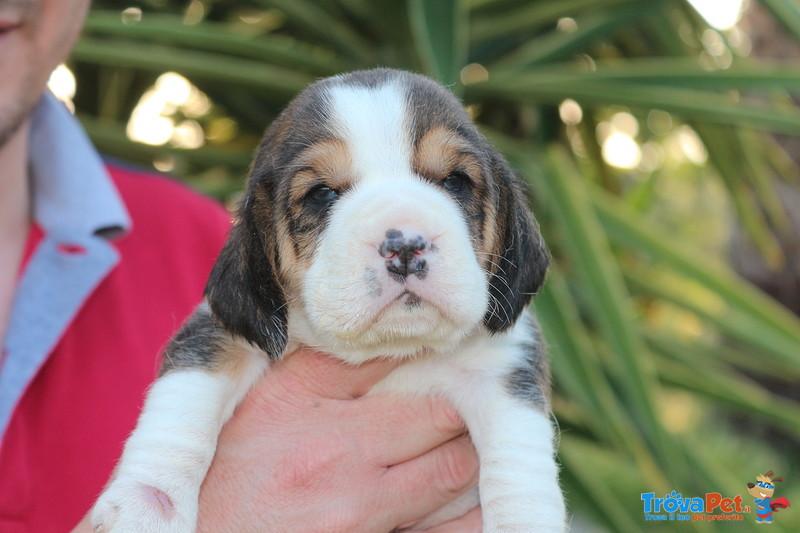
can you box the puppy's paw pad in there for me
[140,484,176,519]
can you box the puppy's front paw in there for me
[91,478,196,533]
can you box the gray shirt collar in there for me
[28,92,131,239]
[1,93,131,443]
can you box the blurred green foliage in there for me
[71,1,800,530]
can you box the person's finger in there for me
[421,506,482,533]
[373,434,479,531]
[271,347,399,400]
[350,394,466,465]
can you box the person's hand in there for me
[196,348,481,532]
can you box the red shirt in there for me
[0,164,230,532]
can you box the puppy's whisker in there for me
[477,251,518,270]
[486,270,515,297]
[488,292,512,326]
[474,252,510,274]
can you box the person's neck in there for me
[0,121,31,241]
[0,121,32,348]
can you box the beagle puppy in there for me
[92,68,565,532]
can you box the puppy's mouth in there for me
[370,289,433,322]
[397,289,423,308]
[760,492,767,498]
[335,288,442,338]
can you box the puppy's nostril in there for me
[408,235,426,253]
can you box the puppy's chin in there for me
[288,299,482,364]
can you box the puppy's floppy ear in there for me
[204,186,288,358]
[484,153,550,333]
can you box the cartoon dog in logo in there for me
[747,471,791,524]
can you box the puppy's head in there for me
[206,69,549,362]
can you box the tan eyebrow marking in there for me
[288,139,354,202]
[413,126,483,184]
[295,139,353,183]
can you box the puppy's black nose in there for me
[379,229,429,281]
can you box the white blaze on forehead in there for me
[326,80,413,182]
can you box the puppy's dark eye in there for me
[307,185,339,203]
[443,171,470,194]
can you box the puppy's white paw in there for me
[91,478,196,533]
